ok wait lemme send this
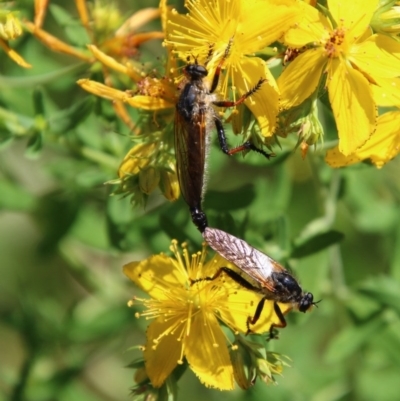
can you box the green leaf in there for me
[26,131,43,156]
[0,180,36,211]
[106,195,136,250]
[325,316,384,363]
[205,184,255,211]
[291,230,344,258]
[0,63,87,88]
[50,97,94,133]
[358,276,400,315]
[34,191,82,254]
[33,88,45,116]
[49,4,90,47]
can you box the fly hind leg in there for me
[214,118,274,160]
[213,78,274,160]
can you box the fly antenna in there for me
[313,299,322,308]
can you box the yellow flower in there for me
[165,0,304,138]
[278,0,400,156]
[326,110,400,168]
[124,241,290,390]
[27,1,165,129]
[0,11,31,68]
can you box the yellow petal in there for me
[0,39,32,68]
[284,3,330,47]
[374,34,400,59]
[326,111,400,168]
[34,0,49,28]
[328,0,378,40]
[328,60,376,155]
[77,79,128,100]
[74,0,90,31]
[144,317,181,387]
[123,255,188,299]
[351,35,400,79]
[232,58,279,137]
[88,44,142,82]
[278,48,326,109]
[185,312,234,390]
[373,77,400,107]
[77,79,174,110]
[239,0,307,52]
[324,147,361,168]
[126,95,174,110]
[116,8,160,36]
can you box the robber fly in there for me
[175,40,273,232]
[201,227,318,335]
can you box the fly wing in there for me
[203,227,286,292]
[174,108,207,209]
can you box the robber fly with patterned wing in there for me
[201,227,318,335]
[175,41,273,232]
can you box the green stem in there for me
[79,146,120,170]
[9,351,36,401]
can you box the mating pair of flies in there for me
[175,40,318,335]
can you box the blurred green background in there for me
[1,1,400,400]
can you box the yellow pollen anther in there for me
[325,28,346,58]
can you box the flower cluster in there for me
[25,0,400,395]
[72,0,399,208]
[124,240,291,391]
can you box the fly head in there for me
[184,64,208,81]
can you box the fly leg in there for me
[213,78,273,160]
[215,118,274,160]
[267,302,287,340]
[246,299,287,340]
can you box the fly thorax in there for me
[271,272,302,298]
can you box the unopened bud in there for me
[118,142,157,177]
[139,166,160,195]
[159,165,180,201]
[0,12,23,41]
[371,0,400,40]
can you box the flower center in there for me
[325,28,347,58]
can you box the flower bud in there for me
[139,166,160,195]
[118,142,157,177]
[0,12,23,41]
[230,341,256,390]
[371,0,400,41]
[159,165,180,201]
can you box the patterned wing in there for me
[203,227,286,292]
[174,107,207,209]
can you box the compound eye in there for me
[299,293,314,312]
[197,65,208,76]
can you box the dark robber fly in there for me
[202,227,319,335]
[175,40,273,232]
